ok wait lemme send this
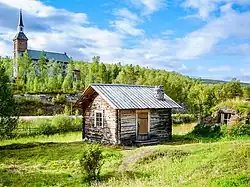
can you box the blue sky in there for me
[0,0,250,81]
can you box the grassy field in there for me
[0,132,82,146]
[0,123,250,187]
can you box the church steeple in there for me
[13,9,28,41]
[13,9,29,77]
[18,9,24,32]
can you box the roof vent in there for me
[154,85,164,100]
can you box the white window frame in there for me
[94,110,104,128]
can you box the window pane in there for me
[95,112,103,127]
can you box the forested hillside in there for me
[1,53,250,116]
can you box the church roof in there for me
[27,49,70,63]
[13,32,28,40]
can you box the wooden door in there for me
[138,112,148,134]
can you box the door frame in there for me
[135,110,151,138]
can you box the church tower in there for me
[13,9,28,77]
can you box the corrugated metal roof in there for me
[87,84,181,109]
[27,49,70,63]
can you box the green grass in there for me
[173,122,196,135]
[0,125,250,186]
[0,132,82,146]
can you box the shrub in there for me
[172,114,196,124]
[227,122,250,137]
[36,108,44,116]
[13,120,33,137]
[79,144,104,182]
[52,94,67,104]
[51,115,74,133]
[192,123,222,138]
[34,118,55,136]
[64,105,70,115]
[35,119,56,136]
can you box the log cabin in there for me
[75,84,181,145]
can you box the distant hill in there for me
[200,78,250,86]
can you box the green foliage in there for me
[212,98,250,114]
[74,110,82,128]
[192,123,222,138]
[172,114,196,124]
[79,144,104,182]
[51,115,74,133]
[52,94,67,104]
[0,131,249,186]
[16,97,54,116]
[1,54,248,119]
[0,66,19,139]
[211,174,250,187]
[13,115,81,137]
[227,122,250,137]
[136,149,189,165]
[64,105,70,115]
[35,119,56,136]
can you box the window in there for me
[94,110,103,127]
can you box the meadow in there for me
[0,123,249,187]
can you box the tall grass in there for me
[172,122,196,135]
[0,132,82,146]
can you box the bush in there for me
[52,94,67,104]
[172,114,196,124]
[36,108,45,116]
[51,115,74,133]
[74,110,82,130]
[192,123,222,138]
[227,122,250,137]
[14,120,33,137]
[79,144,104,182]
[64,105,70,115]
[35,119,55,136]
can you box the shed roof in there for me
[76,84,181,109]
[27,49,70,63]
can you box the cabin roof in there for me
[76,84,181,109]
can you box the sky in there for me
[0,0,250,82]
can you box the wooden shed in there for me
[75,84,181,145]
[217,108,236,124]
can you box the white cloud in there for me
[0,41,12,57]
[182,0,250,20]
[0,0,250,82]
[111,8,144,36]
[0,0,88,23]
[208,65,231,72]
[0,0,122,61]
[129,0,166,15]
[176,10,250,60]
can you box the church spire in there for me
[18,9,24,32]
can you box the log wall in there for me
[119,109,172,145]
[119,110,136,145]
[84,95,117,144]
[150,109,172,141]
